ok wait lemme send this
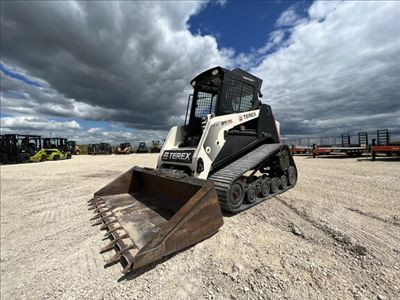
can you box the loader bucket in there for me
[88,166,223,274]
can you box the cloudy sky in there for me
[1,1,399,144]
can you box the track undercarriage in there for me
[209,143,297,213]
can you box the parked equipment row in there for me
[112,141,163,154]
[0,134,78,164]
[289,129,400,160]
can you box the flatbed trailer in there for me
[312,146,367,158]
[371,129,400,160]
[371,145,400,160]
[290,146,312,155]
[312,132,368,158]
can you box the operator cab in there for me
[99,143,110,150]
[0,134,42,163]
[184,67,263,147]
[120,142,131,149]
[20,135,42,155]
[68,140,76,149]
[43,137,68,152]
[88,143,99,152]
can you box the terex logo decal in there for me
[161,150,194,163]
[243,112,257,120]
[242,76,255,82]
[239,112,256,122]
[162,151,170,160]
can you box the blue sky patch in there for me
[189,1,311,54]
[0,63,41,87]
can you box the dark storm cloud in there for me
[1,1,399,142]
[1,1,230,130]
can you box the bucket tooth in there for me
[122,263,134,274]
[104,245,135,267]
[96,204,107,209]
[92,219,104,226]
[90,213,102,221]
[94,205,107,212]
[104,253,121,267]
[96,207,111,214]
[92,213,114,226]
[119,244,135,254]
[92,212,112,221]
[100,234,129,253]
[121,249,137,274]
[89,196,102,203]
[100,219,117,230]
[100,213,113,220]
[104,226,123,238]
[92,200,103,206]
[88,204,97,210]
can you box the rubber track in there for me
[208,143,295,213]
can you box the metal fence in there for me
[282,129,397,147]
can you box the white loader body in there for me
[158,109,280,180]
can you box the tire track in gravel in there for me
[275,196,370,256]
[251,198,333,247]
[34,206,84,226]
[345,207,400,227]
[321,210,400,264]
[295,173,398,214]
[276,196,400,265]
[22,186,83,198]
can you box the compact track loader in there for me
[89,67,297,273]
[136,142,149,153]
[114,142,133,154]
[150,141,162,153]
[88,143,112,155]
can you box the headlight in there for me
[212,69,219,76]
[191,81,196,87]
[197,158,204,173]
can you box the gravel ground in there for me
[1,154,399,299]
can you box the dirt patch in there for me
[1,155,399,299]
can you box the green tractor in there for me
[43,137,72,161]
[0,134,47,164]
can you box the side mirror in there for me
[258,90,263,98]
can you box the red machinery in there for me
[312,132,368,158]
[371,129,400,160]
[290,145,312,155]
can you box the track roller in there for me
[245,185,257,204]
[270,177,279,194]
[227,182,245,210]
[259,177,270,197]
[280,175,288,189]
[287,166,297,186]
